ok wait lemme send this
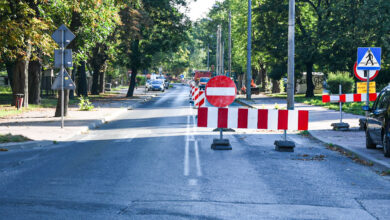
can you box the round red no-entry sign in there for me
[354,62,379,81]
[205,75,237,107]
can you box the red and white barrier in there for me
[192,88,199,101]
[322,93,378,103]
[195,91,205,107]
[198,107,309,131]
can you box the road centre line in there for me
[184,114,190,176]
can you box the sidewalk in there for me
[236,94,390,171]
[0,86,157,150]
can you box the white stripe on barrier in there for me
[228,108,238,129]
[208,107,218,128]
[346,94,354,102]
[248,109,258,129]
[288,110,299,131]
[268,109,278,130]
[330,95,339,102]
[361,94,367,102]
[206,87,236,96]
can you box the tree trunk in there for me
[126,68,137,97]
[28,60,41,104]
[305,62,314,97]
[271,79,280,93]
[6,61,14,90]
[99,62,107,93]
[127,40,140,97]
[55,90,69,117]
[77,61,88,97]
[91,64,100,95]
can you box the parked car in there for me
[148,80,165,92]
[145,80,152,90]
[198,77,210,90]
[363,85,390,157]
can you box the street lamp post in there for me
[287,0,295,110]
[246,0,252,100]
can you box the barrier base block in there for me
[211,139,232,150]
[274,140,295,152]
[213,128,236,132]
[331,122,350,131]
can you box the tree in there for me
[118,0,190,97]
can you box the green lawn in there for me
[268,93,370,116]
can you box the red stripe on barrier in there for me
[258,109,268,129]
[278,110,289,130]
[369,93,377,101]
[238,108,248,128]
[353,94,361,102]
[218,108,228,128]
[339,94,346,103]
[198,98,205,107]
[197,108,208,127]
[298,110,309,130]
[322,95,330,103]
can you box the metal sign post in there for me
[51,25,75,128]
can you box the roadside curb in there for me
[0,140,53,151]
[308,130,390,171]
[1,95,156,151]
[234,98,256,108]
[236,97,390,171]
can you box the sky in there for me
[184,0,220,22]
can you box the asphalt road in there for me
[1,84,390,219]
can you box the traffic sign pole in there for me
[61,29,64,128]
[366,70,369,119]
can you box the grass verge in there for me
[0,133,31,143]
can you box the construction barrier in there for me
[322,93,378,103]
[198,107,309,131]
[194,91,205,108]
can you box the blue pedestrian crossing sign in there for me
[180,74,184,79]
[357,47,381,70]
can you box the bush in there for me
[136,75,146,86]
[326,72,355,94]
[78,96,94,111]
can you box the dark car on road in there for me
[363,85,390,157]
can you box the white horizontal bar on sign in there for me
[206,87,236,96]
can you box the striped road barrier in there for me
[194,90,205,108]
[198,107,309,131]
[322,93,378,103]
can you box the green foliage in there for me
[0,133,31,143]
[136,75,146,85]
[326,72,355,94]
[0,86,11,94]
[78,96,94,111]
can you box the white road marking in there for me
[194,140,202,177]
[184,114,190,176]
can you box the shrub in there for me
[326,72,355,94]
[136,75,146,86]
[78,96,94,111]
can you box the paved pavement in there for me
[0,86,160,149]
[236,94,390,171]
[1,85,390,219]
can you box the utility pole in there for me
[246,0,252,99]
[216,27,220,75]
[287,0,295,110]
[207,44,210,71]
[229,10,232,78]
